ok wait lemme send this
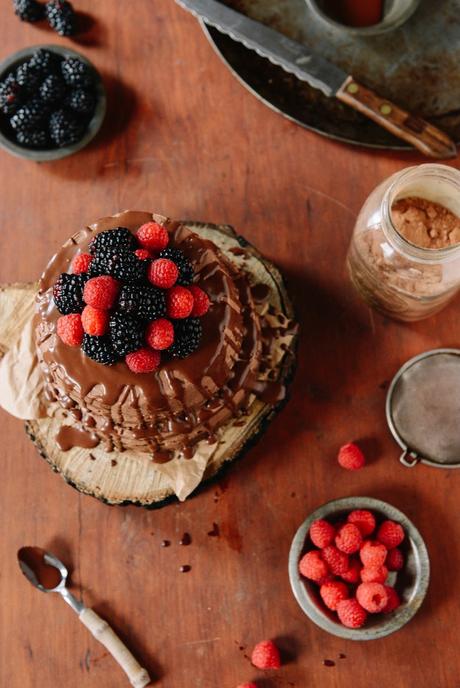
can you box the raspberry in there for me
[340,558,362,584]
[337,599,367,629]
[361,565,388,584]
[167,286,194,319]
[356,582,389,613]
[360,540,387,568]
[309,519,335,549]
[56,313,83,346]
[148,258,178,289]
[377,521,405,549]
[237,684,257,688]
[72,253,93,275]
[320,581,349,611]
[146,318,174,350]
[251,640,281,670]
[159,247,193,285]
[386,548,404,572]
[347,510,376,536]
[298,550,329,583]
[190,285,210,317]
[81,305,108,336]
[322,545,349,576]
[382,586,401,614]
[337,442,366,470]
[134,248,150,260]
[125,348,161,374]
[83,276,119,310]
[335,524,363,554]
[136,221,169,252]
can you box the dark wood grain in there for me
[0,1,459,687]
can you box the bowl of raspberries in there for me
[289,497,429,640]
[0,45,105,161]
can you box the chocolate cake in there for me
[35,211,298,469]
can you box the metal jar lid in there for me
[386,348,460,469]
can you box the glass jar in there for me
[347,164,460,321]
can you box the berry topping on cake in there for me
[146,319,174,350]
[148,258,179,289]
[159,247,193,285]
[167,286,194,319]
[136,221,169,252]
[52,224,210,371]
[56,313,83,346]
[126,348,161,374]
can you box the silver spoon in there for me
[18,546,151,688]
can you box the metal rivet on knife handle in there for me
[337,76,457,159]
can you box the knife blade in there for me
[175,0,457,159]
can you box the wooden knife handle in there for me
[337,76,457,159]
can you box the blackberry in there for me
[109,313,144,356]
[88,227,136,256]
[16,128,49,148]
[0,75,22,115]
[100,250,148,284]
[45,0,76,36]
[82,335,119,366]
[52,273,86,315]
[29,49,60,76]
[39,74,66,104]
[118,284,166,321]
[66,88,96,116]
[13,0,44,22]
[49,109,83,147]
[169,318,202,358]
[159,247,194,285]
[61,58,93,88]
[10,98,46,132]
[15,62,41,93]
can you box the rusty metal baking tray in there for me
[200,0,460,150]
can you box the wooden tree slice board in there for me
[0,222,297,508]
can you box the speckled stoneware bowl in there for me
[0,44,106,162]
[305,0,421,36]
[289,496,430,640]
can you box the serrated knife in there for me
[175,0,456,159]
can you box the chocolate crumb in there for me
[339,653,346,659]
[207,522,220,537]
[161,540,171,548]
[179,565,191,573]
[179,532,192,546]
[323,659,335,667]
[111,459,117,467]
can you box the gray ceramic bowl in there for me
[305,0,421,36]
[289,496,430,640]
[0,44,106,162]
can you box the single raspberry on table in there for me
[251,640,281,670]
[309,519,335,549]
[125,348,161,374]
[145,318,174,350]
[298,550,329,583]
[347,509,376,536]
[320,581,349,611]
[81,305,109,336]
[335,523,363,554]
[360,565,388,584]
[190,285,210,316]
[382,586,401,613]
[134,248,151,261]
[341,558,362,584]
[83,275,119,310]
[56,313,83,346]
[336,598,367,629]
[337,442,366,470]
[377,520,405,549]
[360,540,387,568]
[167,286,194,319]
[237,684,258,688]
[322,545,349,576]
[71,253,93,274]
[356,582,389,613]
[386,548,404,571]
[136,221,169,251]
[148,258,179,289]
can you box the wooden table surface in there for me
[0,1,459,687]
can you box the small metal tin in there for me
[305,0,421,37]
[386,348,460,469]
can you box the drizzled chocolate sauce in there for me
[56,425,99,452]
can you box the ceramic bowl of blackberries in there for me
[0,45,106,161]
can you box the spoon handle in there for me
[79,608,151,688]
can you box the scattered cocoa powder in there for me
[391,196,460,249]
